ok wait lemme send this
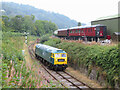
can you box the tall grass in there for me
[2,32,59,88]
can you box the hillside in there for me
[2,2,78,28]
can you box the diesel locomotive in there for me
[54,24,107,41]
[35,44,68,70]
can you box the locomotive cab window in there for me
[62,54,66,57]
[55,54,61,57]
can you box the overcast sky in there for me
[2,0,119,23]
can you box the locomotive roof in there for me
[56,28,68,31]
[56,24,105,31]
[36,44,66,53]
[69,24,105,29]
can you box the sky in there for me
[1,0,120,23]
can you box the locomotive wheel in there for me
[35,54,38,59]
[48,63,53,70]
[53,66,58,71]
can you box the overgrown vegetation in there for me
[2,32,58,88]
[44,38,120,88]
[39,34,51,44]
[43,38,61,47]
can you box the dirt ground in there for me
[66,67,104,88]
[23,42,63,87]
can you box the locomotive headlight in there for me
[56,59,57,61]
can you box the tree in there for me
[2,15,10,27]
[78,22,81,26]
[11,15,24,32]
[23,15,35,33]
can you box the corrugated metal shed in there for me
[94,14,120,21]
[91,14,120,36]
[113,32,120,35]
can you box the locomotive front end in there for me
[51,50,68,70]
[52,53,67,65]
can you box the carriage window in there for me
[73,31,75,33]
[70,30,72,33]
[88,29,91,32]
[79,30,80,33]
[81,30,83,33]
[76,30,78,33]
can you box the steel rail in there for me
[28,41,94,89]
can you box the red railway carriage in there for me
[55,24,107,41]
[69,25,106,37]
[57,29,68,37]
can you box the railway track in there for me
[28,42,94,89]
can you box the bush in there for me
[44,38,61,47]
[44,39,120,87]
[40,34,51,43]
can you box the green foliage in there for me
[34,20,58,36]
[2,15,10,27]
[44,39,120,87]
[39,34,51,43]
[2,15,58,36]
[44,38,61,47]
[78,22,81,26]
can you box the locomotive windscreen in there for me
[57,50,63,53]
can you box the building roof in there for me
[113,32,120,35]
[93,14,120,21]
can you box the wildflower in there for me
[11,66,14,77]
[6,70,9,78]
[40,81,43,87]
[18,72,22,86]
[10,60,12,65]
[20,72,22,82]
[29,83,31,88]
[16,71,18,77]
[36,83,39,88]
[21,61,24,70]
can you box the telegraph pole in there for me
[24,32,29,44]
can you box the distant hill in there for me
[2,2,79,29]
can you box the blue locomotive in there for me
[35,44,68,70]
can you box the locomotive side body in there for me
[35,44,67,70]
